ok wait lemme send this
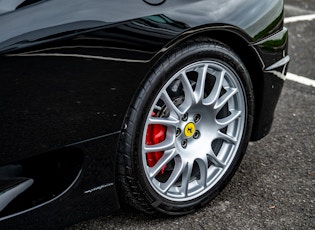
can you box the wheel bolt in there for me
[182,113,188,121]
[193,114,201,123]
[176,128,181,137]
[181,139,187,148]
[193,130,200,139]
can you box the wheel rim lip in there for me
[141,60,246,202]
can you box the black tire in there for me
[116,37,254,215]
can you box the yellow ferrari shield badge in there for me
[184,122,195,138]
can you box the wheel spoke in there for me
[144,136,175,152]
[196,155,209,188]
[179,162,193,196]
[216,110,241,127]
[203,69,225,106]
[179,72,195,105]
[161,91,184,117]
[214,88,238,111]
[148,149,177,178]
[217,131,237,144]
[208,150,225,168]
[148,116,179,127]
[194,64,208,104]
[160,157,185,193]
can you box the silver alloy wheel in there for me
[142,61,246,201]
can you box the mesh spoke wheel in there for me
[143,61,246,201]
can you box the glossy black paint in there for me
[0,0,288,228]
[0,0,285,53]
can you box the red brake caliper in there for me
[146,112,167,174]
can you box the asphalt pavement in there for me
[71,1,315,229]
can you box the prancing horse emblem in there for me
[184,122,195,138]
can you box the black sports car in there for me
[0,0,289,228]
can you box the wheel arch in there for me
[154,26,265,141]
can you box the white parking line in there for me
[286,72,315,87]
[284,14,315,87]
[284,14,315,23]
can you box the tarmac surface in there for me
[71,0,315,229]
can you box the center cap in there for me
[184,122,195,138]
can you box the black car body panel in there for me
[0,0,289,228]
[0,0,284,53]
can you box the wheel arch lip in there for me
[146,23,257,70]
